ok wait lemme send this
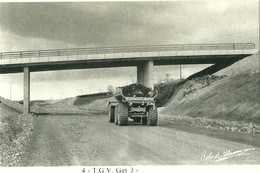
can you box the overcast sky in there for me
[0,1,259,100]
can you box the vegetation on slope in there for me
[160,52,260,133]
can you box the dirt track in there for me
[21,113,260,166]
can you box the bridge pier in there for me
[23,67,30,115]
[137,61,154,89]
[137,64,145,84]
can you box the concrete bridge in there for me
[0,43,257,114]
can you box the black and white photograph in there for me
[0,0,259,172]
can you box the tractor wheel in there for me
[117,102,128,126]
[147,105,158,126]
[142,117,147,125]
[109,106,115,123]
[133,117,141,123]
[114,106,118,125]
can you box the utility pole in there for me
[10,82,12,100]
[180,65,182,80]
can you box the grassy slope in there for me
[161,72,260,123]
[155,79,183,107]
[74,93,112,106]
[0,97,23,113]
[31,95,111,115]
[161,52,260,130]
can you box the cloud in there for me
[1,1,259,51]
[0,1,258,50]
[0,28,79,52]
[0,1,258,100]
[0,2,173,47]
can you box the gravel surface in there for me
[20,113,260,166]
[0,103,34,166]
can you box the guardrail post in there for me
[0,53,2,59]
[20,52,22,58]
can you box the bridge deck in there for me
[0,43,257,74]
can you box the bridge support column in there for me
[23,67,30,115]
[137,64,145,84]
[137,61,154,89]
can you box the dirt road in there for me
[21,114,260,166]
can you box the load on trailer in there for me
[108,83,158,126]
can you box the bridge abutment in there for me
[23,67,30,115]
[137,61,154,89]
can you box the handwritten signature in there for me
[201,148,255,162]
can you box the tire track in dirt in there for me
[22,114,260,166]
[22,116,75,166]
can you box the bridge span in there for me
[0,43,257,114]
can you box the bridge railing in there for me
[0,43,255,59]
